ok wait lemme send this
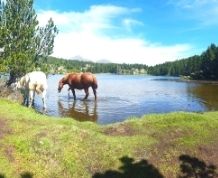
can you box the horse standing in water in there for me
[58,72,98,100]
[16,71,47,110]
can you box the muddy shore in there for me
[0,80,23,104]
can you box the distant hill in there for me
[96,59,112,64]
[46,43,218,78]
[45,56,148,74]
[70,55,92,62]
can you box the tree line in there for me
[148,44,218,80]
[43,56,148,75]
[45,44,218,80]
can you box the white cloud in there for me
[168,0,218,26]
[37,5,192,66]
[37,5,132,33]
[122,18,144,32]
[168,0,218,9]
[53,32,191,66]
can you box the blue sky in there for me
[34,0,218,65]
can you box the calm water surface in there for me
[34,74,218,124]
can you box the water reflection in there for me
[188,83,218,111]
[57,99,98,122]
[33,74,218,124]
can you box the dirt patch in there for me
[0,119,12,140]
[4,145,15,162]
[0,118,15,162]
[134,128,218,178]
[175,143,218,178]
[36,131,48,138]
[134,128,189,157]
[197,142,218,167]
[103,124,136,136]
[149,128,218,167]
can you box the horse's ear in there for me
[63,74,67,81]
[63,73,71,80]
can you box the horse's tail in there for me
[92,76,98,89]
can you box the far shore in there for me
[180,76,218,84]
[1,72,218,86]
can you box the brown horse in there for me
[58,72,98,100]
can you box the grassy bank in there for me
[0,99,217,178]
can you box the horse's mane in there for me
[19,76,27,87]
[62,72,80,81]
[62,73,71,81]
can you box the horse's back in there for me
[81,73,98,88]
[27,71,47,90]
[28,71,46,78]
[28,71,46,83]
[66,73,82,89]
[66,72,97,89]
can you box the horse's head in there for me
[15,76,25,90]
[58,74,70,92]
[58,80,63,92]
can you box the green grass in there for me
[0,98,218,178]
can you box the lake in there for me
[33,74,218,124]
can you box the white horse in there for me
[16,71,47,110]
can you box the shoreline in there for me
[180,77,218,84]
[0,98,217,178]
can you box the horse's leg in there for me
[28,90,34,108]
[92,86,97,100]
[68,87,71,98]
[71,88,76,100]
[26,89,29,106]
[23,89,28,106]
[32,89,36,106]
[72,99,76,109]
[83,88,89,100]
[42,90,47,111]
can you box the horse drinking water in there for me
[16,71,47,110]
[58,72,98,100]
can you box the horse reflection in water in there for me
[58,100,98,122]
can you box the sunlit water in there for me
[33,74,218,124]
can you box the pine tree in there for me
[34,18,58,68]
[0,0,58,85]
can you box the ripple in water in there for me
[32,74,218,124]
